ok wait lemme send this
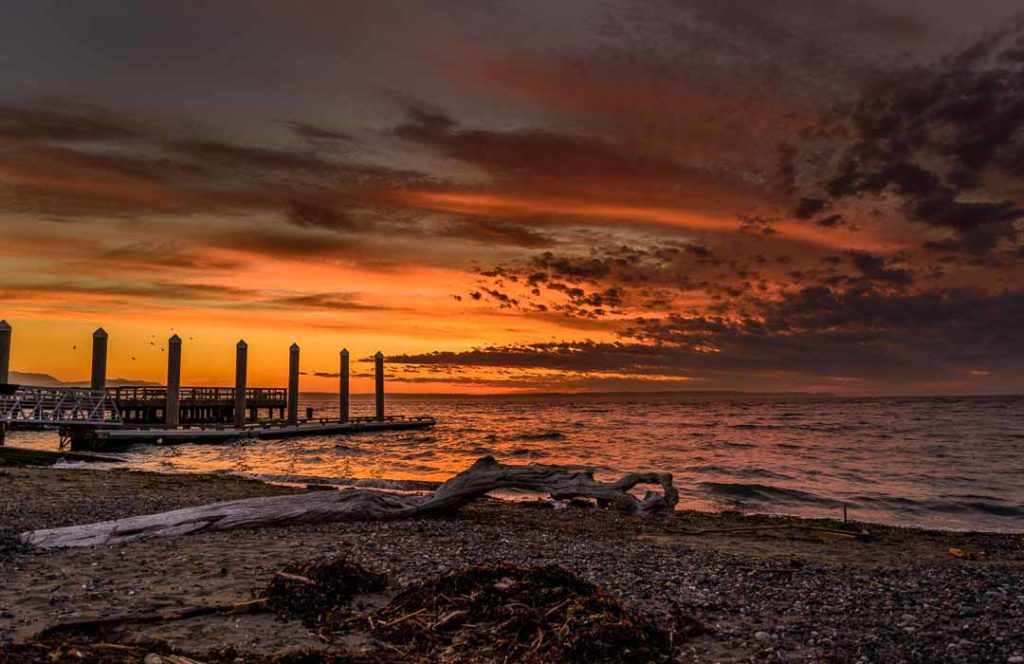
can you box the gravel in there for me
[2,467,1022,662]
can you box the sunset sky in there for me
[2,0,1023,394]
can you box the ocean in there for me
[10,393,1023,533]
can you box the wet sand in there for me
[1,466,1022,662]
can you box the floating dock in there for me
[65,415,436,452]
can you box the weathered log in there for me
[21,456,677,550]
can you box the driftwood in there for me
[21,456,677,550]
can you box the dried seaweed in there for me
[365,564,672,663]
[7,560,689,662]
[255,556,387,626]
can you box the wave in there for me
[509,448,549,458]
[698,481,841,507]
[511,430,567,441]
[931,500,1024,518]
[848,494,1024,519]
[253,473,442,492]
[684,465,794,481]
[333,444,372,457]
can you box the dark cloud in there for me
[260,292,385,311]
[163,139,342,175]
[846,251,914,286]
[441,217,555,248]
[0,277,382,313]
[0,102,146,142]
[395,286,1024,389]
[795,20,1024,256]
[286,200,357,231]
[816,214,844,228]
[284,121,354,143]
[391,103,756,209]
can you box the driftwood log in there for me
[21,456,678,549]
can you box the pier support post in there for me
[234,340,247,427]
[287,343,300,424]
[166,335,182,427]
[0,320,11,385]
[375,351,384,422]
[90,328,108,392]
[339,349,349,423]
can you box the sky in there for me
[1,0,1023,395]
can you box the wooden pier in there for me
[0,321,436,450]
[110,386,287,424]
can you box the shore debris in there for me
[7,559,690,663]
[364,564,675,663]
[21,456,679,549]
[948,547,987,560]
[256,556,388,626]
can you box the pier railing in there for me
[109,414,437,431]
[109,386,287,405]
[0,386,122,425]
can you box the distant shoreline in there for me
[296,390,1023,400]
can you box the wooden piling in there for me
[234,340,247,427]
[90,328,108,391]
[287,343,300,424]
[166,335,182,427]
[339,348,349,423]
[0,320,11,385]
[375,351,384,421]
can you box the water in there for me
[10,393,1024,532]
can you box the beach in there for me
[2,465,1022,662]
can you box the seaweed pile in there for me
[2,559,688,663]
[256,555,387,627]
[365,564,672,663]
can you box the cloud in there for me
[391,103,769,213]
[0,103,146,142]
[846,251,914,286]
[284,121,354,143]
[393,285,1024,391]
[792,20,1024,257]
[0,277,385,313]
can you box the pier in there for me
[0,321,435,450]
[110,386,287,424]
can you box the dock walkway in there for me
[66,415,437,451]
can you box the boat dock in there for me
[0,321,436,451]
[67,415,437,452]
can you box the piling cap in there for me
[0,320,10,331]
[340,348,349,356]
[290,343,300,351]
[375,351,384,359]
[93,327,108,338]
[169,334,181,344]
[237,339,247,349]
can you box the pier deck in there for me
[66,415,436,451]
[110,386,287,424]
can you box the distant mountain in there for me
[7,372,160,388]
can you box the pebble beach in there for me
[2,465,1023,662]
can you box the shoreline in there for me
[2,466,1022,661]
[7,445,1024,536]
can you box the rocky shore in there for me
[1,466,1022,662]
